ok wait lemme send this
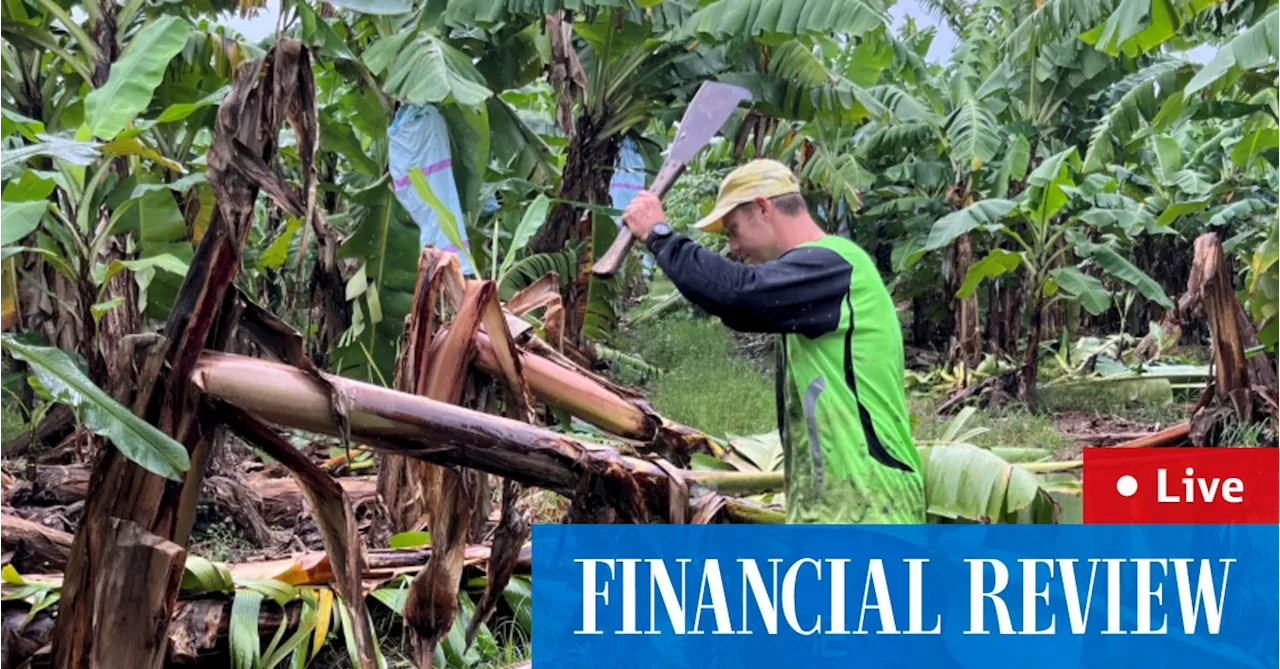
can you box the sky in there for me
[218,0,1217,65]
[218,0,279,41]
[884,0,1217,64]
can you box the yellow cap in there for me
[694,159,801,233]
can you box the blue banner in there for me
[532,525,1278,668]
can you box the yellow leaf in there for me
[312,587,335,657]
[2,564,26,585]
[101,136,185,173]
[971,157,983,172]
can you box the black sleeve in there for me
[645,232,850,338]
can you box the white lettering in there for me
[647,559,688,634]
[783,559,822,635]
[856,559,898,634]
[1100,559,1127,634]
[738,559,781,634]
[827,559,851,634]
[618,559,640,634]
[1159,467,1245,503]
[1172,559,1233,634]
[577,559,613,635]
[906,559,941,634]
[691,560,734,634]
[1134,559,1168,634]
[1158,469,1179,502]
[1021,559,1056,634]
[1061,559,1101,634]
[965,559,1014,634]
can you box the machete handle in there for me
[591,161,687,278]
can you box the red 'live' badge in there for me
[1083,447,1279,524]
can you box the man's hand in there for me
[622,191,665,242]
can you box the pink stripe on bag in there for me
[393,159,454,189]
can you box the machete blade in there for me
[667,81,754,163]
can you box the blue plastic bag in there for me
[388,103,476,276]
[609,137,653,272]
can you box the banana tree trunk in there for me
[1182,233,1279,442]
[1021,290,1046,412]
[528,111,624,344]
[475,332,653,438]
[51,43,312,669]
[952,234,982,369]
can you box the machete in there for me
[591,81,753,278]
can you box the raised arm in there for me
[645,233,851,338]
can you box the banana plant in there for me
[919,146,1174,409]
[277,0,576,381]
[1246,218,1278,349]
[1,9,237,380]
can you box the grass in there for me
[187,517,258,563]
[619,313,776,439]
[908,395,1077,458]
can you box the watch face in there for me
[653,224,672,237]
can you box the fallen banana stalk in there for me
[474,330,725,462]
[684,471,785,495]
[1,513,73,572]
[191,352,777,523]
[193,352,675,521]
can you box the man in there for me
[621,159,926,524]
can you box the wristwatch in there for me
[649,222,673,240]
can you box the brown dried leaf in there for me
[404,468,470,667]
[505,273,561,317]
[479,289,534,421]
[546,11,585,139]
[400,277,494,665]
[384,249,468,536]
[274,39,318,245]
[217,403,378,669]
[542,303,565,351]
[234,288,312,370]
[690,492,727,524]
[424,281,489,401]
[465,478,529,648]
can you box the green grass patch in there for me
[908,395,1077,458]
[619,314,776,439]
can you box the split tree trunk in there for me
[88,518,187,669]
[51,43,310,668]
[1179,233,1279,443]
[191,351,675,519]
